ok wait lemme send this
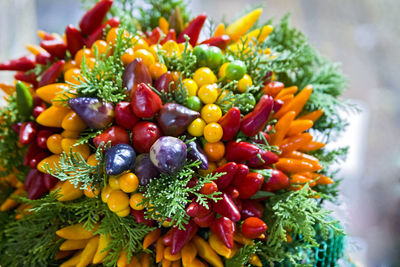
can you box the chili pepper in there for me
[65,25,85,57]
[200,35,231,50]
[0,187,25,212]
[273,99,284,113]
[193,236,224,267]
[164,246,182,261]
[187,140,209,170]
[270,111,296,145]
[0,55,35,71]
[15,81,33,120]
[235,172,264,199]
[249,254,263,267]
[287,119,313,137]
[35,52,52,65]
[193,211,214,228]
[14,71,38,87]
[241,217,267,239]
[225,141,259,162]
[162,228,174,246]
[209,232,233,257]
[38,30,56,40]
[286,150,320,165]
[131,122,161,153]
[261,169,290,192]
[135,153,160,186]
[114,102,139,130]
[290,173,314,186]
[77,235,99,267]
[36,130,52,149]
[40,38,67,59]
[213,23,225,37]
[79,0,113,35]
[299,141,326,152]
[240,94,274,137]
[131,209,154,226]
[218,107,241,141]
[240,199,263,219]
[181,242,197,266]
[232,163,249,189]
[177,14,207,46]
[279,133,313,156]
[157,103,200,136]
[247,150,279,168]
[11,122,22,135]
[43,173,59,190]
[171,220,198,255]
[161,29,176,45]
[213,192,241,222]
[297,109,323,122]
[131,82,162,118]
[148,27,163,45]
[186,199,212,218]
[29,151,50,169]
[39,60,65,87]
[262,81,284,97]
[275,86,298,99]
[275,158,322,173]
[55,180,84,202]
[24,142,42,166]
[86,17,120,47]
[159,17,169,33]
[154,72,176,93]
[27,172,47,199]
[226,8,262,42]
[24,168,40,190]
[60,239,90,251]
[274,85,313,119]
[199,181,218,195]
[252,131,271,145]
[156,238,164,263]
[19,122,38,145]
[105,143,136,175]
[122,58,152,96]
[213,162,237,189]
[143,229,161,249]
[224,185,239,200]
[36,106,70,128]
[210,216,235,249]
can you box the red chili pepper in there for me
[86,17,120,47]
[11,123,22,134]
[162,228,174,246]
[186,199,212,218]
[36,130,53,149]
[241,217,267,239]
[240,95,274,137]
[19,122,38,145]
[43,173,59,190]
[154,72,176,93]
[261,169,290,192]
[29,151,50,169]
[252,131,271,144]
[247,150,279,168]
[40,31,56,40]
[40,38,67,59]
[93,126,130,148]
[177,14,207,46]
[263,80,284,96]
[210,216,236,249]
[79,0,113,35]
[131,209,154,226]
[131,83,162,119]
[200,181,218,195]
[160,29,176,45]
[33,106,45,118]
[273,99,284,113]
[232,164,249,188]
[65,25,85,57]
[14,71,38,88]
[240,200,263,219]
[122,58,152,96]
[24,169,40,190]
[234,172,264,199]
[115,102,139,130]
[171,220,198,255]
[38,60,65,87]
[27,172,48,200]
[35,52,53,65]
[224,186,240,200]
[213,192,241,222]
[218,107,241,141]
[200,35,231,50]
[193,211,215,228]
[148,27,163,45]
[24,142,42,166]
[131,122,162,153]
[213,162,238,190]
[0,56,35,71]
[225,141,259,162]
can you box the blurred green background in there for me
[0,0,399,266]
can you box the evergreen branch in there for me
[225,242,261,267]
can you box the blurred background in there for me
[0,0,399,266]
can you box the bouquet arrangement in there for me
[0,0,352,266]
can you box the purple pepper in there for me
[134,153,160,186]
[150,136,187,174]
[68,97,114,129]
[105,144,136,176]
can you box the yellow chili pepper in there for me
[52,180,83,202]
[164,246,182,261]
[156,238,165,263]
[140,253,151,267]
[159,17,169,33]
[248,254,262,266]
[233,232,252,245]
[162,259,172,267]
[181,241,197,267]
[143,228,161,249]
[36,105,71,128]
[61,111,87,132]
[56,223,98,240]
[36,83,70,103]
[59,239,90,251]
[117,250,141,267]
[213,23,225,37]
[77,235,100,267]
[226,8,263,42]
[171,261,181,267]
[92,234,110,264]
[208,233,232,258]
[229,24,273,51]
[61,138,91,160]
[192,236,223,267]
[59,251,82,267]
[37,154,61,173]
[0,187,25,212]
[26,44,47,56]
[55,250,74,260]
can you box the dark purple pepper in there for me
[68,97,114,129]
[157,103,200,136]
[105,144,136,176]
[186,141,208,170]
[134,153,160,186]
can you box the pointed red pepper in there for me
[200,35,231,50]
[252,131,271,144]
[225,141,259,162]
[122,58,152,96]
[131,209,154,226]
[36,52,52,65]
[86,17,120,47]
[65,25,85,57]
[29,151,50,169]
[186,199,212,218]
[273,99,284,113]
[115,102,139,130]
[162,228,174,246]
[24,169,40,190]
[261,169,290,192]
[224,186,240,200]
[210,216,236,249]
[240,200,263,219]
[160,29,176,45]
[24,142,43,166]
[131,83,162,119]
[177,14,207,46]
[235,172,264,199]
[27,172,48,200]
[40,38,67,59]
[171,220,198,255]
[79,0,113,35]
[241,217,267,239]
[14,71,38,88]
[213,192,241,222]
[36,130,53,149]
[240,95,274,137]
[93,126,130,148]
[193,212,215,228]
[213,162,238,190]
[43,173,59,190]
[38,60,65,87]
[0,55,35,71]
[148,27,163,45]
[247,150,279,168]
[218,107,241,141]
[19,122,38,145]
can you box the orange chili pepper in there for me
[299,172,334,185]
[0,187,25,212]
[286,120,313,136]
[279,133,313,156]
[278,94,294,105]
[156,238,165,263]
[291,174,316,186]
[262,81,284,98]
[143,228,161,249]
[213,23,225,37]
[0,83,15,96]
[275,86,298,99]
[285,151,320,166]
[162,259,172,267]
[171,261,181,267]
[159,17,169,33]
[275,158,322,173]
[297,109,323,122]
[299,141,326,152]
[270,111,296,145]
[140,253,151,267]
[274,85,313,119]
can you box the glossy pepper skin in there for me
[240,200,263,219]
[240,95,274,137]
[148,27,163,45]
[235,172,264,199]
[40,38,67,59]
[0,55,35,71]
[35,52,52,65]
[210,216,236,249]
[93,125,130,148]
[27,172,48,200]
[213,162,238,190]
[131,209,153,226]
[186,199,212,218]
[15,81,33,120]
[177,14,207,46]
[225,141,259,162]
[86,17,120,47]
[193,211,215,228]
[131,83,162,119]
[160,29,176,45]
[39,60,65,87]
[241,217,267,239]
[122,59,152,96]
[65,25,85,57]
[171,220,198,255]
[14,71,38,88]
[154,72,176,93]
[105,143,136,175]
[261,169,290,192]
[186,140,209,170]
[131,122,162,153]
[213,192,241,222]
[200,35,231,50]
[157,103,200,136]
[19,122,38,145]
[24,142,43,166]
[115,102,139,130]
[79,0,113,35]
[134,153,160,186]
[218,107,241,141]
[36,130,52,149]
[247,150,279,168]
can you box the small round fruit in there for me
[204,141,225,162]
[186,96,202,112]
[149,62,167,79]
[101,185,113,203]
[188,118,206,137]
[108,177,120,190]
[130,193,145,210]
[182,79,198,97]
[218,62,229,78]
[197,84,218,104]
[193,44,209,67]
[150,136,187,174]
[115,207,131,217]
[237,74,252,93]
[201,104,222,123]
[241,217,268,239]
[203,123,223,143]
[119,172,139,193]
[133,49,155,68]
[225,60,247,80]
[107,190,130,212]
[193,67,217,87]
[206,46,223,70]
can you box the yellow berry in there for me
[237,74,252,93]
[193,67,217,87]
[161,40,180,57]
[218,62,229,78]
[121,48,135,66]
[182,79,198,97]
[108,177,120,190]
[74,48,92,67]
[101,185,113,203]
[91,40,109,56]
[107,190,129,212]
[129,193,145,210]
[149,62,168,79]
[187,118,206,137]
[201,104,222,123]
[84,185,100,198]
[106,27,129,46]
[64,68,83,85]
[204,123,223,143]
[119,173,139,193]
[133,49,155,68]
[46,134,63,154]
[198,162,217,176]
[86,154,99,166]
[197,83,219,104]
[132,36,149,50]
[115,207,131,217]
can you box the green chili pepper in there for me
[16,81,33,120]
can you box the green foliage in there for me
[143,160,222,229]
[225,242,261,267]
[150,78,188,106]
